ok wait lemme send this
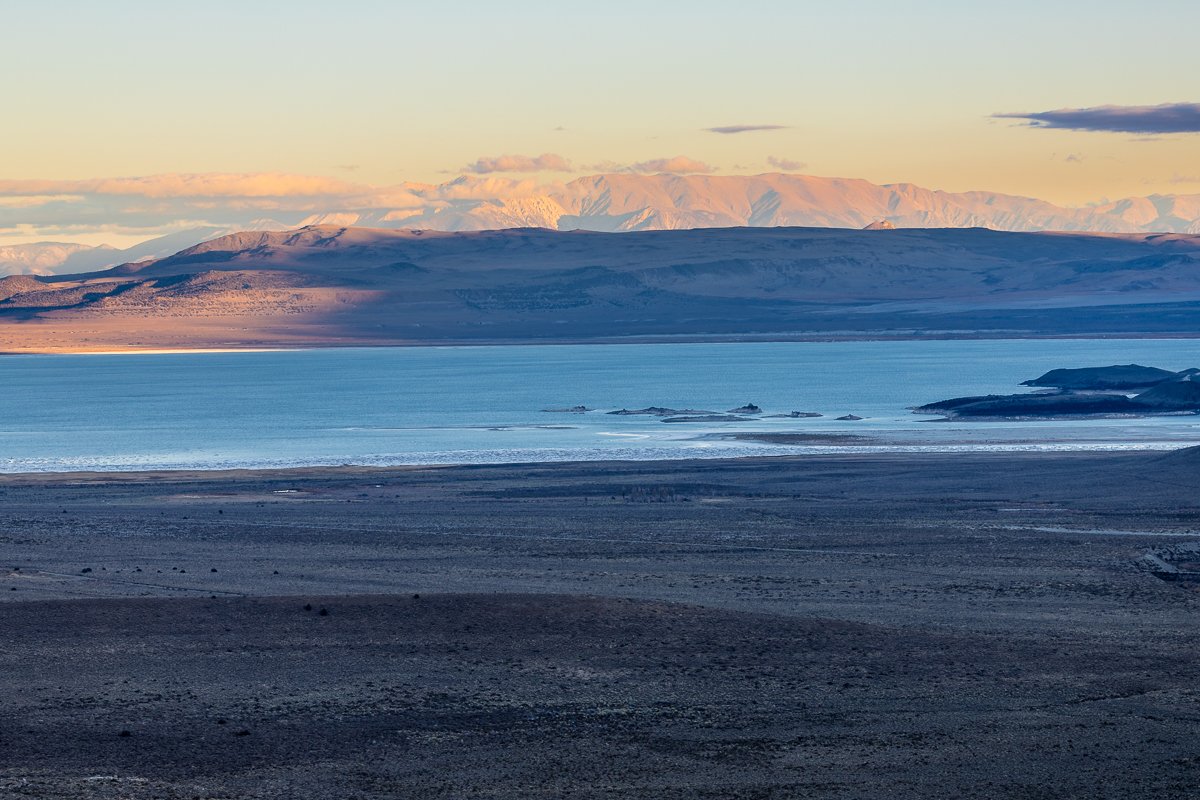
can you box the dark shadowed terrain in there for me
[4,225,1200,352]
[2,450,1200,798]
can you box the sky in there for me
[3,0,1199,246]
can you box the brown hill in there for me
[0,275,46,301]
[4,225,1200,352]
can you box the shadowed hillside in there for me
[3,224,1200,351]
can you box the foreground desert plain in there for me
[2,450,1199,798]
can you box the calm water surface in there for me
[2,340,1199,472]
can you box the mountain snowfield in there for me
[298,173,1200,235]
[0,220,289,277]
[3,172,1200,276]
[0,242,104,275]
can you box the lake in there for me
[2,340,1199,472]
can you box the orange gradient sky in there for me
[2,1,1198,245]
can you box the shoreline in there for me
[5,329,1200,356]
[0,447,1170,484]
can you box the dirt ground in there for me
[1,452,1198,798]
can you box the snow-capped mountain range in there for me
[4,172,1199,276]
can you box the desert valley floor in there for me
[2,451,1199,799]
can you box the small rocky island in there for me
[915,364,1200,419]
[545,404,836,423]
[727,404,762,414]
[607,407,713,417]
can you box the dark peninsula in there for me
[916,364,1200,419]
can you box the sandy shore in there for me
[6,331,1200,357]
[2,452,1199,798]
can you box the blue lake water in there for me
[2,340,1200,472]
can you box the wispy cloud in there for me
[1169,173,1200,184]
[705,124,789,135]
[0,161,746,245]
[586,157,715,175]
[0,173,411,246]
[0,173,367,199]
[766,156,806,171]
[434,176,544,199]
[0,194,87,208]
[0,171,584,246]
[626,156,715,174]
[462,153,572,174]
[993,102,1200,134]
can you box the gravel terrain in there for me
[1,451,1198,798]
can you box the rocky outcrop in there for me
[919,364,1200,419]
[727,404,762,414]
[1132,376,1200,410]
[912,395,1009,414]
[608,407,717,417]
[934,393,1143,418]
[1021,365,1180,390]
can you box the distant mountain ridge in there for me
[5,172,1200,277]
[0,220,289,277]
[0,242,107,275]
[298,173,1200,236]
